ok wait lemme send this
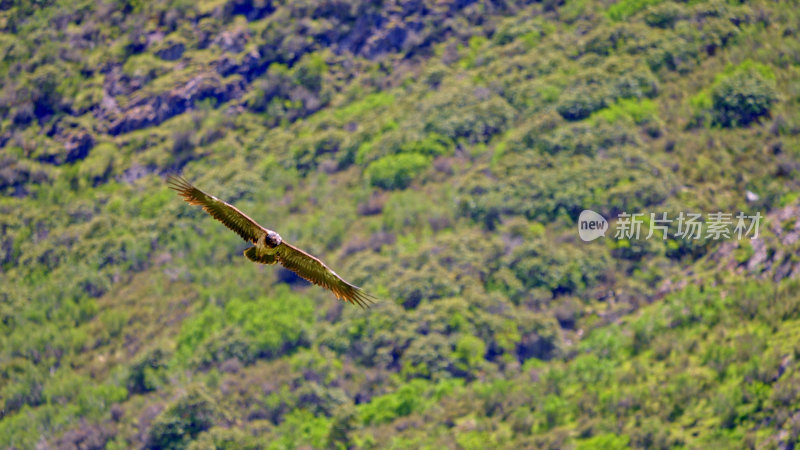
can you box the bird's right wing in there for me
[275,242,376,308]
[168,175,266,244]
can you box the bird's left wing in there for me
[168,175,266,243]
[275,242,375,308]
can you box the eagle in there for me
[168,175,375,308]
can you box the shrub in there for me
[610,69,659,100]
[591,98,659,125]
[711,67,777,127]
[690,61,779,128]
[400,133,454,158]
[607,0,663,21]
[381,190,452,233]
[194,327,256,368]
[176,287,314,365]
[426,97,517,144]
[188,427,261,450]
[359,380,429,425]
[269,409,331,449]
[126,347,169,394]
[454,335,487,375]
[1,358,45,414]
[644,3,684,28]
[576,433,631,449]
[556,86,607,121]
[366,153,431,190]
[646,35,699,73]
[147,386,218,450]
[400,333,455,379]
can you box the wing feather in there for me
[167,175,266,243]
[275,242,375,308]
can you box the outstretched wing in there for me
[168,175,266,244]
[275,242,375,308]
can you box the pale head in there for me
[266,230,282,247]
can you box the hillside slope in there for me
[2,0,800,448]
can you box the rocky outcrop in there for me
[213,29,250,53]
[155,41,185,61]
[38,125,95,166]
[0,157,47,197]
[213,48,263,79]
[109,73,246,135]
[658,203,800,296]
[62,131,95,164]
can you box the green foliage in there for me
[268,408,331,449]
[359,379,458,425]
[710,65,777,127]
[127,346,170,394]
[147,386,219,449]
[333,92,396,122]
[607,0,664,21]
[691,60,778,127]
[644,2,684,28]
[2,0,799,448]
[591,98,658,125]
[188,427,261,450]
[556,85,607,121]
[454,335,487,374]
[176,286,314,365]
[366,153,432,190]
[576,433,630,449]
[426,96,517,144]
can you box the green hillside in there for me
[1,0,800,447]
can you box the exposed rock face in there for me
[49,423,112,450]
[109,73,246,135]
[659,204,800,296]
[63,132,95,164]
[213,29,250,53]
[37,125,95,166]
[213,48,263,79]
[155,41,185,61]
[3,0,524,146]
[0,157,48,197]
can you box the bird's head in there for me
[266,230,282,247]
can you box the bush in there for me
[711,67,777,127]
[194,327,256,369]
[147,386,218,450]
[591,98,659,125]
[366,153,431,190]
[609,69,659,100]
[400,133,454,158]
[126,347,169,394]
[607,0,663,21]
[359,380,429,425]
[556,86,607,121]
[690,61,779,128]
[644,3,683,28]
[400,333,454,379]
[188,427,261,450]
[176,287,314,365]
[426,97,517,144]
[454,335,487,375]
[1,358,45,414]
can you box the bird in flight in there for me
[167,176,375,308]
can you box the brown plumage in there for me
[167,175,375,308]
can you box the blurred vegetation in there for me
[2,0,800,447]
